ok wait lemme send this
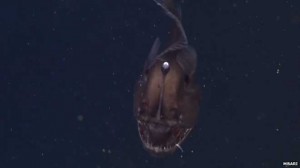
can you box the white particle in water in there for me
[77,115,84,122]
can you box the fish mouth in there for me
[137,120,191,156]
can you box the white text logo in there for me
[283,162,298,166]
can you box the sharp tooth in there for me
[176,144,184,152]
[155,146,160,152]
[159,146,163,152]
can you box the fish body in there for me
[134,0,200,157]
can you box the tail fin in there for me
[153,0,188,46]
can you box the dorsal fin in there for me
[153,0,188,46]
[154,0,182,19]
[144,37,161,70]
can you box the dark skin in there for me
[134,0,200,156]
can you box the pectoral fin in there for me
[176,47,197,76]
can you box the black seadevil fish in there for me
[134,0,200,157]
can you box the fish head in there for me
[134,48,200,157]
